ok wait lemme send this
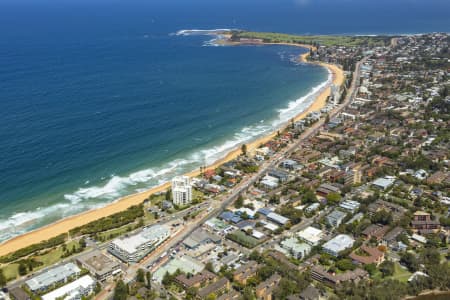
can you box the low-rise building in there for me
[322,234,355,257]
[41,275,95,300]
[267,212,290,226]
[339,200,360,213]
[233,261,259,284]
[109,224,170,263]
[174,270,217,289]
[349,245,385,266]
[255,274,282,300]
[311,265,368,287]
[197,277,230,299]
[326,210,347,227]
[76,250,121,282]
[297,227,324,246]
[281,237,312,259]
[362,224,390,241]
[25,263,81,293]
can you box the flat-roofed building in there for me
[339,200,360,213]
[25,263,81,293]
[297,226,324,246]
[326,210,347,227]
[281,238,312,260]
[322,234,355,257]
[41,275,95,300]
[76,250,121,282]
[109,224,170,263]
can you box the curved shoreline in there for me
[0,42,344,257]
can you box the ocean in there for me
[0,0,449,242]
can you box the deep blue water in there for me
[0,0,449,241]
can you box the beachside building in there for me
[109,224,170,263]
[172,175,192,206]
[41,275,95,300]
[25,263,81,293]
[76,250,121,282]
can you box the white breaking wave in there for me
[175,28,235,36]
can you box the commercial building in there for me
[76,250,121,282]
[25,263,81,293]
[109,225,170,263]
[183,228,221,249]
[41,275,95,300]
[325,210,347,227]
[297,226,324,246]
[172,176,192,206]
[322,234,355,257]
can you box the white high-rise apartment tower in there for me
[171,176,192,206]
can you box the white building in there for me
[41,275,95,300]
[322,234,355,257]
[172,176,192,206]
[281,237,312,259]
[297,226,324,246]
[109,225,170,262]
[26,263,81,293]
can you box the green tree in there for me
[235,195,244,208]
[326,192,341,205]
[113,280,128,300]
[379,260,395,277]
[146,271,152,289]
[137,268,145,283]
[241,144,247,156]
[336,259,356,271]
[18,262,27,276]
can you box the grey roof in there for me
[326,210,347,222]
[25,263,80,291]
[76,250,120,277]
[267,212,289,225]
[111,224,169,254]
[322,234,355,254]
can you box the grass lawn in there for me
[227,230,262,248]
[1,263,19,281]
[97,225,133,241]
[0,240,82,282]
[35,240,79,266]
[391,262,412,282]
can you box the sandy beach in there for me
[0,44,344,257]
